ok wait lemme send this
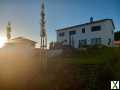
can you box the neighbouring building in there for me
[56,18,115,48]
[4,37,36,48]
[1,37,37,59]
[114,41,120,47]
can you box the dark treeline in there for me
[114,31,120,41]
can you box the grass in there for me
[48,47,120,89]
[0,47,119,89]
[50,47,120,65]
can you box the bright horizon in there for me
[0,0,119,47]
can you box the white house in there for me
[56,18,115,48]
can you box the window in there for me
[91,38,101,45]
[59,32,64,37]
[91,39,96,45]
[64,40,67,42]
[82,28,85,33]
[79,39,87,47]
[91,26,101,32]
[69,31,76,35]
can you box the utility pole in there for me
[40,0,47,64]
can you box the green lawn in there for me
[47,47,120,89]
[50,47,120,64]
[0,47,119,89]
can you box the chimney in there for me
[90,17,93,23]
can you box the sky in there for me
[0,0,119,47]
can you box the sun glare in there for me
[0,37,7,48]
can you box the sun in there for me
[0,37,7,48]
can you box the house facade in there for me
[56,19,115,48]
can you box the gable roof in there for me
[56,19,115,31]
[7,37,37,44]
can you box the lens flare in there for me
[0,37,6,48]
